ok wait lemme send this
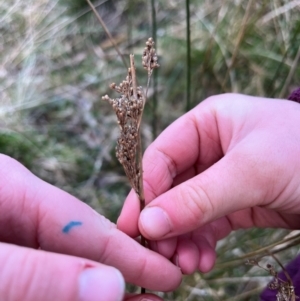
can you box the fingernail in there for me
[79,267,125,301]
[172,252,180,268]
[140,207,171,238]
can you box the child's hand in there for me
[0,154,181,301]
[118,93,300,274]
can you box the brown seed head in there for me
[142,37,160,75]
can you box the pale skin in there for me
[118,93,300,275]
[0,154,181,301]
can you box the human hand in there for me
[118,93,300,275]
[0,154,181,301]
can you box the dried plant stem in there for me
[221,0,254,90]
[138,140,146,296]
[151,0,158,138]
[130,55,138,98]
[137,133,145,211]
[130,54,146,219]
[268,252,296,301]
[246,253,296,301]
[216,232,300,269]
[85,0,128,68]
[130,53,146,295]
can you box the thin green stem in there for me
[185,0,191,112]
[279,45,300,98]
[270,21,300,97]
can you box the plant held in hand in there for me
[102,38,159,293]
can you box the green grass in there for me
[1,0,300,299]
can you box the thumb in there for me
[0,242,125,301]
[138,147,276,239]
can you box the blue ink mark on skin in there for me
[62,221,83,233]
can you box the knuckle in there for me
[143,147,177,199]
[143,176,159,200]
[96,222,116,264]
[178,179,215,225]
[155,147,177,179]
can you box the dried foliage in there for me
[246,256,297,301]
[142,38,160,76]
[102,68,144,194]
[102,38,159,202]
[102,39,159,293]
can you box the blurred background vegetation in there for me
[1,0,300,300]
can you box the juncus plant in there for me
[102,38,159,294]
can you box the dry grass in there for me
[1,0,300,299]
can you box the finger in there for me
[173,238,199,274]
[189,222,221,273]
[196,238,216,273]
[173,220,227,274]
[0,154,181,291]
[138,140,298,239]
[0,242,124,301]
[149,237,177,259]
[117,189,141,237]
[118,96,224,236]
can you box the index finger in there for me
[0,154,181,291]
